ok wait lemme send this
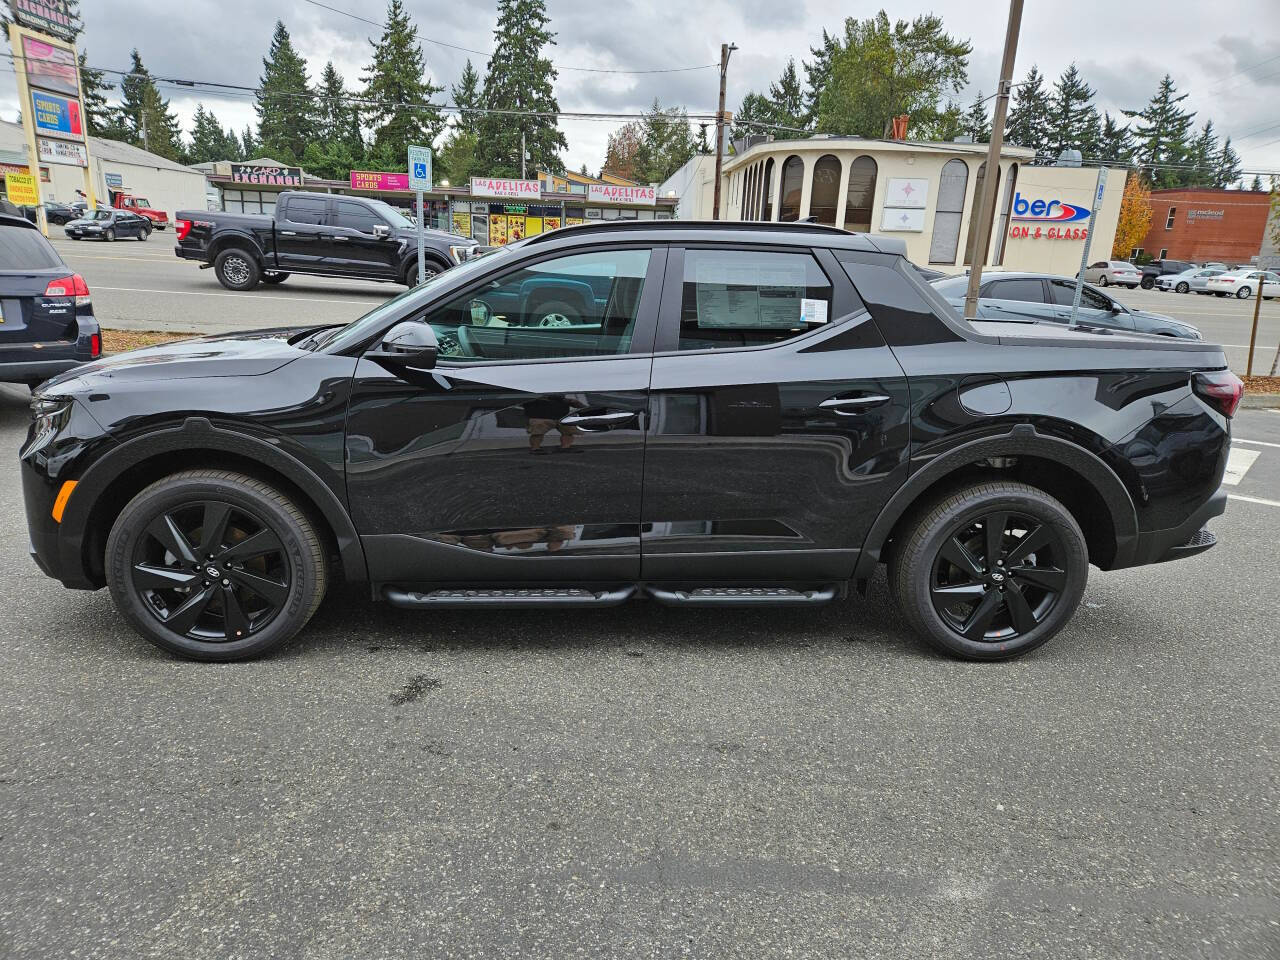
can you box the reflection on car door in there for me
[1047,279,1133,330]
[326,200,400,279]
[980,277,1054,323]
[639,246,912,581]
[344,245,666,585]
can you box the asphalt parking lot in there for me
[48,235,1280,375]
[0,371,1277,958]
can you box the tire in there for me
[1236,286,1251,299]
[138,227,150,242]
[530,299,580,327]
[105,469,327,662]
[262,272,289,284]
[214,248,261,291]
[1098,275,1109,287]
[888,481,1088,661]
[1175,282,1189,294]
[403,259,446,287]
[104,228,115,241]
[1140,277,1155,289]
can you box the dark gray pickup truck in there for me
[174,190,477,291]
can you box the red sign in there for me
[587,184,656,206]
[21,35,78,97]
[351,170,410,191]
[1009,225,1090,241]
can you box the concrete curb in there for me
[1241,393,1280,410]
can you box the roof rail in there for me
[523,219,852,245]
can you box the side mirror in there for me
[1111,303,1124,313]
[372,223,392,240]
[368,319,438,369]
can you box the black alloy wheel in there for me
[1098,274,1109,286]
[890,481,1088,660]
[106,470,326,660]
[405,260,442,287]
[129,500,290,642]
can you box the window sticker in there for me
[800,298,828,325]
[694,257,807,329]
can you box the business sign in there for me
[407,145,432,191]
[36,136,87,166]
[351,170,409,191]
[21,35,78,98]
[1011,192,1090,223]
[5,172,40,206]
[1186,208,1224,222]
[470,177,540,200]
[587,183,656,206]
[232,163,302,186]
[883,178,929,209]
[880,207,925,232]
[11,0,78,42]
[1008,224,1089,241]
[31,89,83,141]
[2,162,50,182]
[104,172,123,188]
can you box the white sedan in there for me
[1079,260,1142,288]
[1203,269,1280,299]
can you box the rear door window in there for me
[674,249,834,351]
[283,196,328,225]
[0,225,63,269]
[985,278,1045,302]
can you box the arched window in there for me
[928,159,968,264]
[749,163,761,220]
[993,164,1018,265]
[842,156,877,233]
[760,158,775,220]
[778,155,804,222]
[809,155,842,225]
[963,162,1001,265]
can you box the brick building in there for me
[1135,188,1271,265]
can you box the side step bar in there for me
[384,585,637,608]
[645,585,839,607]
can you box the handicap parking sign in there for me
[407,145,432,191]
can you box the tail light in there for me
[1218,277,1234,283]
[89,332,101,357]
[1193,371,1244,418]
[175,218,192,241]
[44,274,91,308]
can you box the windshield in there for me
[322,246,511,352]
[365,198,414,225]
[133,198,150,207]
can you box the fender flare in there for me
[853,424,1139,581]
[208,231,267,264]
[60,417,367,584]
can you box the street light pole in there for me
[711,42,737,221]
[962,0,1024,320]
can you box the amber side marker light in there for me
[51,480,77,523]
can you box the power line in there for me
[296,0,719,75]
[1208,52,1280,91]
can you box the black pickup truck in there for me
[174,191,477,291]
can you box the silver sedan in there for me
[1156,267,1226,294]
[1079,260,1142,288]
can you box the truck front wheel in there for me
[214,249,261,291]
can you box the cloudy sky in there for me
[5,0,1279,177]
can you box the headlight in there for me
[29,396,72,448]
[448,245,473,264]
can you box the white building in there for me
[0,120,209,221]
[663,136,1124,277]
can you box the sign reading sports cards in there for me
[31,89,83,141]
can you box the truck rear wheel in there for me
[214,249,261,291]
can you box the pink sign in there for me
[587,183,656,206]
[350,170,410,191]
[470,177,541,200]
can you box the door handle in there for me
[819,395,891,415]
[279,230,297,236]
[559,410,639,429]
[332,236,348,242]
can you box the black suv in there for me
[1140,259,1195,289]
[0,214,101,385]
[22,222,1237,662]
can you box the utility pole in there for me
[962,0,1024,319]
[141,111,149,154]
[520,129,526,181]
[1245,270,1264,375]
[711,42,737,221]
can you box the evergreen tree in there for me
[240,126,259,158]
[730,91,771,142]
[436,129,478,185]
[961,91,990,142]
[1096,112,1134,164]
[316,62,364,157]
[255,21,316,165]
[1185,119,1219,187]
[765,59,807,136]
[697,123,711,155]
[927,99,965,142]
[1126,74,1196,188]
[362,0,445,169]
[118,50,183,159]
[1046,64,1099,161]
[451,59,483,134]
[475,0,567,176]
[802,25,850,127]
[1250,174,1264,192]
[186,103,240,164]
[78,51,122,138]
[1215,137,1241,188]
[633,100,697,184]
[1006,65,1052,159]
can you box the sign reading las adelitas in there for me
[471,177,541,200]
[587,183,656,206]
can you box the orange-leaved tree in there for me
[1111,172,1152,259]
